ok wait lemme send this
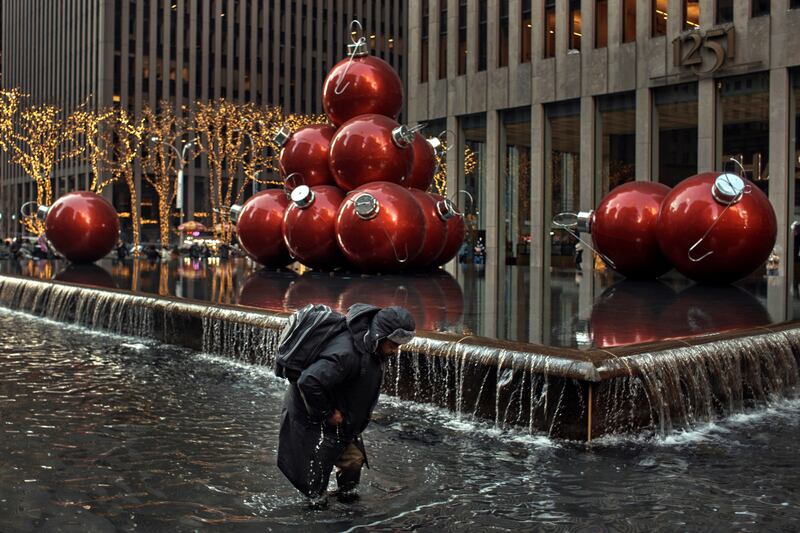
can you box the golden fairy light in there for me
[142,102,196,248]
[0,95,86,235]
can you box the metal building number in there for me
[673,27,735,74]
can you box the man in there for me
[277,304,416,506]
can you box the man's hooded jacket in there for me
[277,303,415,497]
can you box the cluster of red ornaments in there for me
[234,41,465,273]
[582,172,777,284]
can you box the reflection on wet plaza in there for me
[1,256,795,350]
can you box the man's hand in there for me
[327,409,343,426]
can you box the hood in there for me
[346,303,382,355]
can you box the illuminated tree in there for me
[0,88,25,151]
[141,102,195,247]
[3,100,85,234]
[90,108,144,252]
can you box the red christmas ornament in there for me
[405,133,441,191]
[274,124,337,191]
[237,270,298,311]
[232,190,293,267]
[406,189,453,269]
[335,181,426,273]
[41,191,120,264]
[322,43,403,127]
[583,181,672,279]
[429,193,466,267]
[282,185,347,271]
[657,172,777,284]
[328,114,414,191]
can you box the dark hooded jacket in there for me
[277,303,415,497]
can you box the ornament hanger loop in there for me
[382,225,410,263]
[552,211,617,270]
[19,201,39,219]
[437,129,457,151]
[284,172,306,192]
[335,20,367,96]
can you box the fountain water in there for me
[0,273,798,440]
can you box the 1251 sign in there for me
[673,27,735,74]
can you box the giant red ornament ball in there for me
[322,51,403,127]
[282,185,346,271]
[656,172,777,284]
[335,181,426,273]
[233,189,293,267]
[328,114,413,191]
[278,124,337,191]
[406,189,449,269]
[589,181,672,279]
[42,191,120,264]
[429,193,466,267]
[405,133,438,191]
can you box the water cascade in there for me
[0,273,798,440]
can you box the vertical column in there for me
[444,113,460,277]
[580,95,597,209]
[635,87,653,180]
[529,102,548,344]
[768,67,792,321]
[697,79,717,172]
[483,110,500,338]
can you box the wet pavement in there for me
[0,256,794,350]
[0,308,799,531]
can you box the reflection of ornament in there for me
[335,181,426,273]
[233,190,293,267]
[322,44,403,127]
[237,269,298,311]
[276,124,337,191]
[581,181,672,279]
[40,191,120,264]
[328,114,414,191]
[406,190,450,269]
[54,263,117,289]
[430,193,466,267]
[657,172,777,284]
[405,133,439,191]
[283,185,346,271]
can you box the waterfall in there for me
[1,274,799,440]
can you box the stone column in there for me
[483,110,501,338]
[697,79,718,173]
[529,103,549,344]
[635,87,653,180]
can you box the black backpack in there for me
[275,304,347,382]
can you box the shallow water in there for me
[0,309,799,531]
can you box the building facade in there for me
[407,0,800,340]
[0,0,407,241]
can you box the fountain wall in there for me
[1,273,798,441]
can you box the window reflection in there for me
[547,101,580,264]
[502,108,531,266]
[439,0,447,79]
[521,0,532,62]
[655,83,698,187]
[721,73,770,193]
[499,0,509,67]
[683,0,700,30]
[653,0,667,36]
[597,92,636,194]
[622,0,636,43]
[596,0,608,48]
[716,0,733,24]
[544,0,555,58]
[569,0,581,51]
[461,114,487,250]
[458,0,467,75]
[420,0,429,83]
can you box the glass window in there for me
[716,0,733,24]
[458,0,467,75]
[623,0,636,43]
[683,0,700,30]
[792,73,800,306]
[439,0,447,79]
[569,0,581,51]
[655,83,698,187]
[501,109,532,342]
[460,113,488,262]
[478,0,487,71]
[596,0,608,48]
[521,0,532,62]
[752,0,770,17]
[721,73,770,193]
[420,0,429,83]
[499,0,509,67]
[547,100,581,264]
[793,0,800,9]
[653,0,667,36]
[598,92,636,194]
[544,0,555,58]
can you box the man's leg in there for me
[334,438,366,496]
